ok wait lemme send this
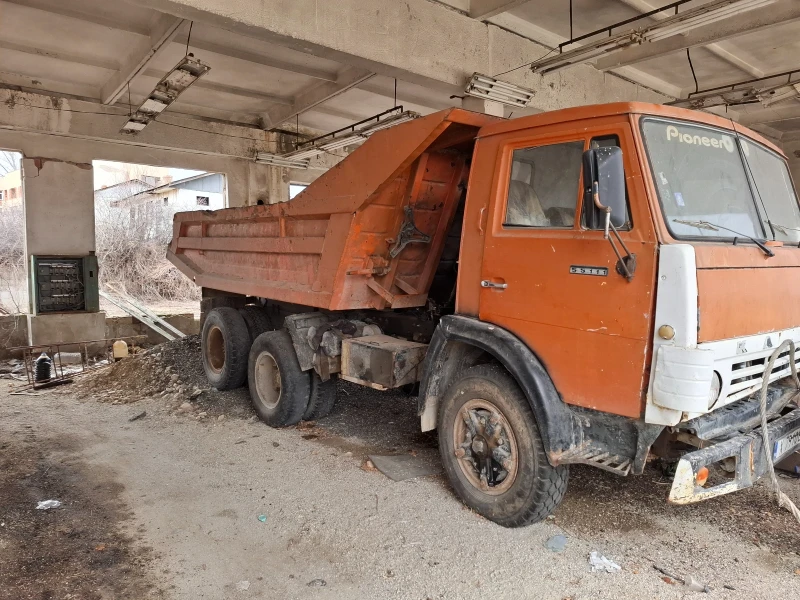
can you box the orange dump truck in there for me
[169,103,800,527]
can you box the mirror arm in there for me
[592,181,612,239]
[608,221,636,282]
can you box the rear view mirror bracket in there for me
[585,148,636,282]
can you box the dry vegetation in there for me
[0,165,199,315]
[94,197,199,302]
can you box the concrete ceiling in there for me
[1,0,799,142]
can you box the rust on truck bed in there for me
[168,108,499,311]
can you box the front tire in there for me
[248,331,310,427]
[438,364,568,527]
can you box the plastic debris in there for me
[589,551,621,573]
[307,579,327,587]
[236,580,250,591]
[257,514,267,523]
[684,575,711,593]
[544,534,567,553]
[36,500,62,510]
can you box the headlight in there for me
[707,372,722,409]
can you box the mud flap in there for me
[669,407,800,504]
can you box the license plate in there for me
[773,428,800,460]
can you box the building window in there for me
[289,184,307,200]
[9,187,17,199]
[0,190,4,201]
[196,196,210,206]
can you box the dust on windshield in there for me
[641,119,765,240]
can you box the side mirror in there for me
[583,147,626,233]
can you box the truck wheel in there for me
[201,307,250,390]
[239,305,273,342]
[438,364,568,527]
[248,331,310,427]
[303,374,337,421]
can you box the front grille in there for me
[726,349,800,403]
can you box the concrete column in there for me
[461,97,505,117]
[22,156,105,346]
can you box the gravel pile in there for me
[71,335,255,421]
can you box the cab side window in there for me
[504,140,584,228]
[582,135,632,229]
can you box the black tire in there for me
[239,305,273,342]
[303,374,337,421]
[201,307,250,390]
[438,364,568,527]
[248,330,310,427]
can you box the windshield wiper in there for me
[674,219,775,257]
[769,221,800,235]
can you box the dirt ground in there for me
[2,337,800,599]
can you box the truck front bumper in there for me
[668,407,800,504]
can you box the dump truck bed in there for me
[168,108,498,311]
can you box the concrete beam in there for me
[261,67,374,129]
[123,0,669,109]
[101,14,186,105]
[1,0,150,35]
[0,88,275,160]
[487,12,682,98]
[172,35,339,82]
[139,68,293,105]
[469,0,530,20]
[0,39,119,71]
[738,103,800,124]
[600,0,800,76]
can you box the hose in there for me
[758,340,800,524]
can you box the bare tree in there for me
[95,167,199,302]
[0,203,26,313]
[0,151,20,176]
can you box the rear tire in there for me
[248,330,310,427]
[438,364,568,527]
[303,374,337,421]
[239,305,273,342]
[201,307,250,390]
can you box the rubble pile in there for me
[71,336,254,420]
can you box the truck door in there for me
[478,126,657,418]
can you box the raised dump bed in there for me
[168,108,498,311]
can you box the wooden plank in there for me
[177,236,325,254]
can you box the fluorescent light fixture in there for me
[758,83,800,107]
[254,153,310,169]
[273,110,421,166]
[531,0,776,75]
[120,55,210,135]
[465,73,534,108]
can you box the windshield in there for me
[641,118,800,244]
[741,138,800,244]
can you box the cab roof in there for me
[478,101,783,156]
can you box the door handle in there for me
[481,280,508,289]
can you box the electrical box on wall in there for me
[29,255,99,315]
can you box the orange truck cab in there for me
[169,102,800,527]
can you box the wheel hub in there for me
[452,399,518,495]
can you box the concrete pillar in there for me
[461,96,505,117]
[22,156,105,346]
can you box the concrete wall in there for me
[0,313,200,359]
[105,313,199,345]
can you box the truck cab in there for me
[169,103,800,527]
